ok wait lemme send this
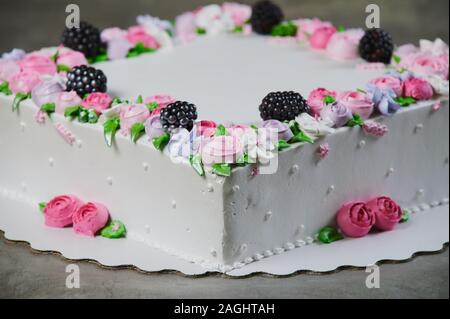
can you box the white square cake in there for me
[0,1,448,271]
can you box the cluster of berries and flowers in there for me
[0,1,448,179]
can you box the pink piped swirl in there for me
[362,121,389,137]
[126,26,160,49]
[9,70,42,94]
[337,202,376,238]
[201,135,244,165]
[309,26,337,50]
[366,196,402,231]
[81,92,113,113]
[44,195,84,228]
[337,91,374,120]
[56,50,88,69]
[19,53,57,76]
[73,202,110,237]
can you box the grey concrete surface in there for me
[0,235,448,299]
[0,0,449,53]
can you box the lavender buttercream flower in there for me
[366,83,401,116]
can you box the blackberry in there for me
[66,65,107,97]
[160,101,198,133]
[62,21,102,58]
[359,29,394,64]
[259,91,310,121]
[250,0,284,35]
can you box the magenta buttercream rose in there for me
[195,120,217,138]
[44,195,84,228]
[310,26,337,50]
[326,29,364,60]
[9,70,42,94]
[81,92,112,113]
[308,88,337,116]
[126,26,160,49]
[369,75,403,96]
[201,135,244,165]
[19,53,57,76]
[366,196,402,231]
[73,202,110,237]
[337,91,374,120]
[119,104,151,133]
[56,50,88,69]
[337,202,376,238]
[55,91,82,114]
[0,59,21,82]
[296,18,333,41]
[403,77,434,100]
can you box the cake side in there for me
[221,100,449,266]
[0,96,229,268]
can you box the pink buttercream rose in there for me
[175,12,197,44]
[81,92,112,113]
[56,50,88,69]
[310,26,337,50]
[126,26,160,49]
[394,44,419,61]
[0,59,21,82]
[55,91,82,114]
[44,195,84,228]
[337,91,374,120]
[326,29,364,60]
[296,18,334,41]
[201,135,244,165]
[9,70,42,94]
[401,52,449,80]
[307,88,337,116]
[369,75,403,97]
[19,53,57,76]
[195,120,217,138]
[73,202,110,237]
[366,196,402,231]
[222,2,252,26]
[337,202,376,238]
[119,104,151,133]
[403,77,434,100]
[145,95,175,109]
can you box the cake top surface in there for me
[98,35,384,123]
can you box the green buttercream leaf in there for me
[78,108,89,123]
[112,97,123,106]
[189,154,205,177]
[100,220,127,239]
[288,120,301,136]
[12,92,30,111]
[103,118,120,147]
[127,42,156,58]
[318,226,344,244]
[0,82,12,96]
[289,131,314,144]
[271,21,298,37]
[236,153,250,167]
[40,102,56,115]
[393,54,402,64]
[130,122,146,143]
[57,64,71,73]
[323,95,336,105]
[215,124,227,136]
[233,26,244,33]
[87,49,109,64]
[212,163,231,177]
[337,25,346,32]
[357,88,367,94]
[400,210,410,223]
[64,105,82,118]
[196,27,207,35]
[39,202,47,213]
[152,133,170,151]
[146,101,159,112]
[136,95,144,104]
[87,109,99,124]
[276,139,291,151]
[50,50,59,63]
[346,114,365,127]
[395,96,417,107]
[250,124,259,131]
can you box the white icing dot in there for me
[171,200,177,209]
[431,201,440,208]
[290,164,300,175]
[48,158,55,167]
[21,183,27,192]
[327,185,335,194]
[232,185,240,192]
[244,257,254,264]
[254,253,264,261]
[273,247,285,255]
[233,262,245,269]
[20,122,26,132]
[264,211,273,222]
[106,177,113,185]
[206,183,214,193]
[210,249,217,258]
[222,265,233,273]
[306,237,314,245]
[386,167,395,176]
[296,224,305,236]
[420,204,430,211]
[442,198,450,205]
[416,189,425,198]
[411,206,421,214]
[358,140,366,148]
[143,162,149,171]
[263,250,273,257]
[415,123,424,133]
[76,140,83,148]
[145,225,150,233]
[284,243,295,250]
